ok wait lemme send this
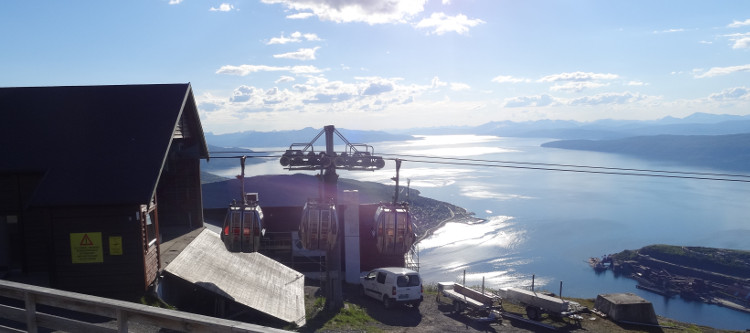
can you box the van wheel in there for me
[383,296,392,309]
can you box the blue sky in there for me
[2,1,749,134]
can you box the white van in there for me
[360,267,423,309]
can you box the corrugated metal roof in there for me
[165,229,306,326]
[0,84,208,207]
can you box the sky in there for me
[1,0,749,134]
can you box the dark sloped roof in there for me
[0,83,208,207]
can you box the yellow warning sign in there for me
[70,232,103,263]
[109,236,123,255]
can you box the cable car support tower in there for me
[280,125,385,310]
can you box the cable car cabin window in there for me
[309,208,320,249]
[395,212,407,248]
[242,210,255,237]
[384,212,395,251]
[241,209,259,252]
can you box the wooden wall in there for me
[157,146,203,232]
[49,205,148,298]
[0,173,48,273]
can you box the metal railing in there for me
[405,243,420,272]
[0,279,290,333]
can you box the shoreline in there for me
[414,206,484,244]
[591,245,750,317]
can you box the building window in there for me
[142,201,158,249]
[146,210,157,247]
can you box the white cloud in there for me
[491,75,531,84]
[569,91,645,106]
[168,0,183,4]
[626,81,645,86]
[209,3,234,12]
[733,37,750,49]
[652,28,685,34]
[261,0,428,24]
[362,81,394,95]
[415,12,485,35]
[708,87,750,101]
[728,19,750,28]
[430,77,469,91]
[267,31,321,45]
[431,76,448,88]
[209,76,428,118]
[549,81,608,92]
[450,82,471,91]
[273,47,320,60]
[694,64,750,78]
[275,76,296,84]
[287,12,314,19]
[215,64,324,76]
[538,71,618,82]
[725,33,750,49]
[504,95,556,108]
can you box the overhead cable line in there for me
[387,157,750,183]
[206,152,750,183]
[378,153,750,180]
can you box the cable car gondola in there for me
[299,199,338,252]
[373,202,416,255]
[221,193,264,253]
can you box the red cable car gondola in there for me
[298,199,338,252]
[373,202,416,255]
[221,194,264,253]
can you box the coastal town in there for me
[590,245,750,316]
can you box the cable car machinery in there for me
[280,125,394,310]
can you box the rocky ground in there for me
[299,284,745,333]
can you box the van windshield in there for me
[396,274,421,287]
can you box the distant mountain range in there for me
[542,133,750,172]
[205,127,413,148]
[402,112,750,140]
[205,113,750,147]
[201,145,262,175]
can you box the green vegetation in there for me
[138,293,176,310]
[639,244,750,277]
[303,296,381,333]
[326,304,381,332]
[611,249,639,261]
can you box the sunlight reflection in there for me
[387,135,505,147]
[459,184,534,200]
[401,146,516,157]
[418,216,534,288]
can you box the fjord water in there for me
[232,135,750,329]
[375,135,750,330]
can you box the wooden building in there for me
[0,84,209,298]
